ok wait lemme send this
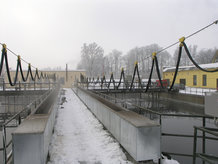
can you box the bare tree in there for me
[103,49,122,78]
[112,50,122,78]
[173,45,198,66]
[172,45,218,65]
[195,48,217,64]
[123,44,172,78]
[77,42,104,77]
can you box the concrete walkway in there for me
[47,89,132,164]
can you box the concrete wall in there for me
[12,89,60,164]
[205,92,218,117]
[159,92,204,105]
[0,90,47,115]
[76,87,160,162]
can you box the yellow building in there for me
[4,70,86,88]
[163,63,218,89]
[44,70,86,88]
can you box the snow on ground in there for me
[162,157,180,164]
[179,87,217,95]
[48,88,132,164]
[48,88,179,164]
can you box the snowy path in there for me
[48,89,132,164]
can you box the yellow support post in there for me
[179,37,185,43]
[2,44,7,52]
[179,37,185,47]
[152,52,157,59]
[18,55,21,61]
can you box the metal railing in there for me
[78,86,218,164]
[78,81,158,91]
[193,127,218,164]
[0,81,56,91]
[0,88,52,164]
[79,81,218,96]
[179,87,217,96]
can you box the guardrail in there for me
[12,87,60,164]
[0,81,56,91]
[0,88,53,164]
[179,87,217,96]
[75,87,161,162]
[80,87,217,163]
[193,127,218,164]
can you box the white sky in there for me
[0,0,218,70]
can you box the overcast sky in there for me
[0,0,218,70]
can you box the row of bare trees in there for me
[77,42,217,78]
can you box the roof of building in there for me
[163,62,218,72]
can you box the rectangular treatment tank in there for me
[205,92,218,117]
[76,87,161,162]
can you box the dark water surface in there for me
[111,92,218,164]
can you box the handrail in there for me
[91,89,213,119]
[83,20,218,92]
[79,88,216,162]
[0,88,54,164]
[193,127,218,164]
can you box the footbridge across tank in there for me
[75,23,218,162]
[75,83,218,164]
[1,20,218,164]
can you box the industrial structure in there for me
[1,20,218,164]
[3,69,86,88]
[163,62,218,89]
[43,69,86,88]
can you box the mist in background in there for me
[0,0,217,70]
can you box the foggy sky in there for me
[0,0,218,70]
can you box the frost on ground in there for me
[162,156,180,164]
[179,87,217,95]
[48,88,132,164]
[48,88,179,164]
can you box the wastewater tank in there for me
[205,92,218,117]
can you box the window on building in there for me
[193,75,197,86]
[203,75,207,86]
[180,79,186,86]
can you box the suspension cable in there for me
[185,20,218,40]
[85,20,218,92]
[0,42,37,69]
[140,20,218,62]
[0,44,51,86]
[157,20,218,54]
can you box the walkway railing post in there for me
[33,81,36,91]
[3,80,5,91]
[19,81,21,91]
[193,127,197,164]
[202,117,206,164]
[18,114,21,125]
[159,115,162,125]
[3,125,7,164]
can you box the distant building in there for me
[44,70,86,88]
[163,63,218,89]
[4,70,86,88]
